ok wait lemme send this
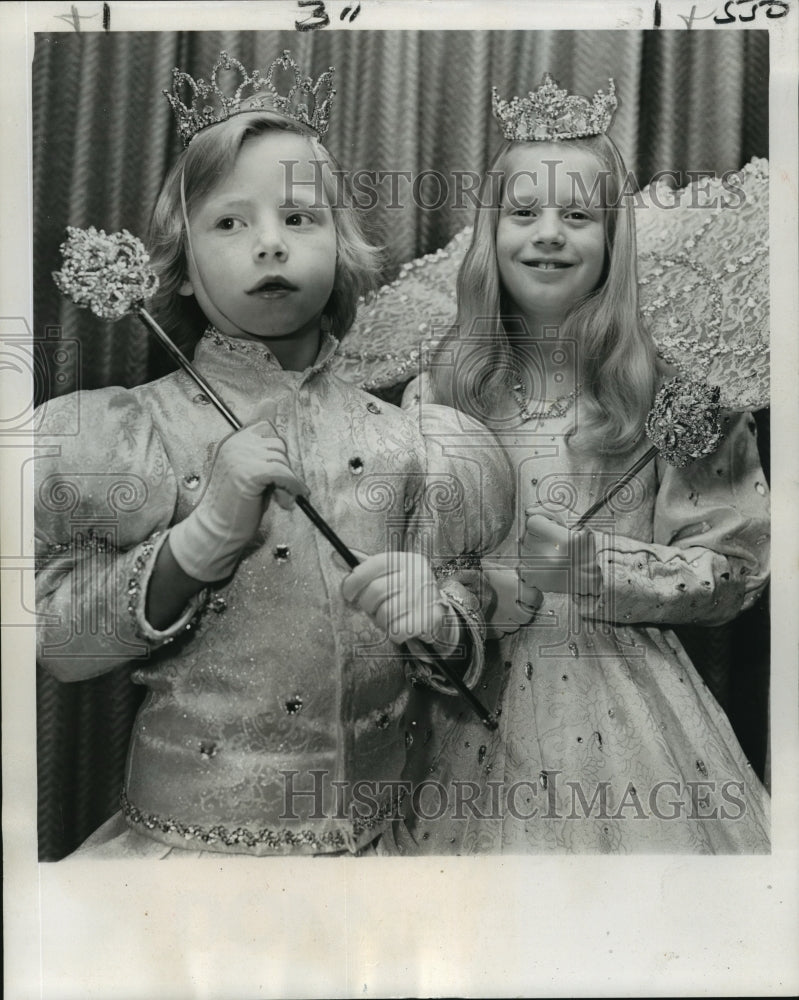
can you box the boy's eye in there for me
[215,217,244,232]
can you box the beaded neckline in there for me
[202,325,339,376]
[507,369,582,423]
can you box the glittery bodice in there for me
[35,330,514,855]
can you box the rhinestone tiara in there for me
[492,73,617,142]
[164,50,336,146]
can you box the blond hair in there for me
[431,134,660,455]
[148,109,381,351]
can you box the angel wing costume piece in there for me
[333,158,769,411]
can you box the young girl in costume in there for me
[399,74,770,853]
[35,52,512,858]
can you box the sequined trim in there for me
[439,582,483,633]
[126,533,160,629]
[127,531,206,643]
[434,554,482,578]
[46,529,111,557]
[120,790,403,851]
[204,325,281,361]
[408,581,486,694]
[202,325,339,378]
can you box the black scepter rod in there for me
[570,375,724,530]
[54,226,498,730]
[136,307,358,567]
[137,308,497,730]
[574,447,658,530]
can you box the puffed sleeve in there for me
[401,371,431,410]
[35,387,207,682]
[587,411,769,627]
[404,402,514,692]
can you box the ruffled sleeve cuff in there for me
[404,579,485,695]
[582,532,755,627]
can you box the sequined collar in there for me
[198,325,340,383]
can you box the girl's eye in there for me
[507,207,536,219]
[286,212,313,227]
[565,209,594,221]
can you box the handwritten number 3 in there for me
[295,0,330,31]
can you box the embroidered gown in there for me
[394,378,771,854]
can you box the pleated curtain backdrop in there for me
[33,29,769,859]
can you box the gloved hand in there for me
[339,549,461,653]
[519,512,602,598]
[169,420,308,582]
[482,559,544,639]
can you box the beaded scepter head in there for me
[164,50,336,146]
[492,73,617,142]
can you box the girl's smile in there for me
[522,260,573,270]
[179,129,337,361]
[496,143,607,327]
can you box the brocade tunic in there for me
[35,330,513,855]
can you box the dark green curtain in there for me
[33,29,770,859]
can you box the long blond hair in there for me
[430,134,659,455]
[147,110,381,351]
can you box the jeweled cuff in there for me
[406,580,485,695]
[128,530,208,643]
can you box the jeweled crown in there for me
[164,50,335,146]
[492,73,617,142]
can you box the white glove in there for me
[519,512,602,598]
[169,420,308,582]
[339,549,459,652]
[482,560,544,639]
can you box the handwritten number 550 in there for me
[714,0,790,23]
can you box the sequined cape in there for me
[34,330,514,856]
[391,375,770,854]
